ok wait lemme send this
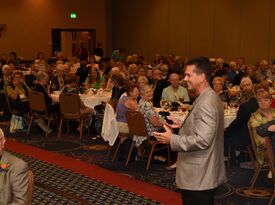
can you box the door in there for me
[52,28,96,60]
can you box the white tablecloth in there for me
[133,107,237,146]
[50,91,112,109]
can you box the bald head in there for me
[169,73,181,88]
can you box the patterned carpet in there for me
[11,151,161,205]
[2,123,275,205]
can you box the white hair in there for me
[2,64,10,72]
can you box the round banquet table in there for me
[50,91,112,109]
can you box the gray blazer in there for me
[170,86,227,190]
[0,151,29,205]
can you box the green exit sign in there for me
[70,13,77,19]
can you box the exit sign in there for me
[70,13,77,19]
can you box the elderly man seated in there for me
[0,128,29,204]
[161,73,189,103]
[224,77,259,164]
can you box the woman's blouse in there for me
[6,82,30,102]
[116,96,129,123]
[249,109,275,165]
[85,75,105,89]
[138,98,164,136]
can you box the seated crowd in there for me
[1,51,275,167]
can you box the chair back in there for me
[28,91,47,114]
[247,122,260,163]
[59,92,81,119]
[126,111,148,136]
[28,170,34,205]
[265,137,275,177]
[4,86,17,114]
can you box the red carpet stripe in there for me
[6,138,182,205]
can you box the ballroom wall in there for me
[0,0,109,60]
[2,0,275,64]
[111,0,275,64]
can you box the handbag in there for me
[9,114,27,133]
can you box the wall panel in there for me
[240,0,271,63]
[0,0,108,59]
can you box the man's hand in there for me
[152,124,173,144]
[268,124,275,132]
[166,116,182,129]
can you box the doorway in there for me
[51,28,96,59]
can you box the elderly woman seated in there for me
[138,85,167,161]
[116,82,139,134]
[6,70,30,115]
[62,73,94,130]
[249,90,275,166]
[212,77,229,103]
[138,85,165,135]
[84,64,105,90]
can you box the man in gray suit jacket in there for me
[153,56,226,205]
[0,128,29,205]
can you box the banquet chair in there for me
[28,170,34,205]
[264,137,275,205]
[125,111,171,172]
[27,91,56,136]
[247,122,270,190]
[58,92,92,140]
[4,87,20,130]
[4,87,19,116]
[226,144,253,167]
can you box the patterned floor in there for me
[11,152,161,205]
[3,124,275,205]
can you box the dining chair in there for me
[28,170,34,205]
[264,137,275,205]
[27,91,55,136]
[226,144,253,167]
[4,87,20,131]
[58,92,92,140]
[247,122,270,190]
[125,111,171,172]
[4,87,19,116]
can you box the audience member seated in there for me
[33,51,47,72]
[76,61,90,85]
[224,76,258,164]
[0,128,29,204]
[109,73,127,106]
[138,85,165,137]
[25,63,39,89]
[245,64,261,83]
[34,71,59,114]
[249,91,275,165]
[6,71,30,115]
[50,64,65,91]
[227,60,245,86]
[104,67,120,92]
[0,65,12,117]
[128,63,139,82]
[152,69,169,107]
[136,75,149,89]
[161,73,189,103]
[62,73,93,130]
[84,64,105,90]
[214,57,229,77]
[212,77,229,103]
[256,59,274,82]
[116,82,139,135]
